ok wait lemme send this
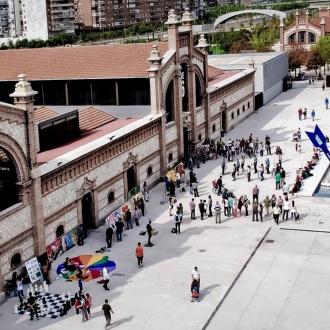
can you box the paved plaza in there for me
[1,78,330,330]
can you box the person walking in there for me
[252,185,259,203]
[106,226,113,249]
[146,221,153,245]
[199,199,205,220]
[115,219,124,242]
[80,294,89,322]
[189,198,196,219]
[311,109,315,121]
[125,208,133,230]
[217,176,223,196]
[102,266,110,290]
[322,81,325,91]
[192,266,200,283]
[298,108,303,120]
[275,171,281,190]
[140,197,145,217]
[282,182,289,198]
[265,158,270,174]
[102,299,114,329]
[221,159,227,175]
[241,156,245,171]
[247,165,251,182]
[280,168,286,188]
[273,203,281,225]
[244,195,250,216]
[325,97,329,109]
[291,200,297,220]
[223,198,229,217]
[214,201,221,223]
[278,196,283,213]
[174,212,182,234]
[28,292,39,321]
[253,155,258,174]
[136,242,144,267]
[303,108,307,119]
[208,195,213,217]
[282,197,290,221]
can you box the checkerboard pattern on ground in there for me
[13,292,68,319]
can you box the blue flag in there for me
[305,125,330,161]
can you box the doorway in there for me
[82,192,94,236]
[222,111,227,133]
[183,127,189,157]
[127,166,137,195]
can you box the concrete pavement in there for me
[1,78,330,330]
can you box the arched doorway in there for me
[82,192,94,236]
[0,148,19,212]
[127,166,137,195]
[56,225,64,238]
[165,80,174,123]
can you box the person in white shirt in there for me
[192,267,200,283]
[290,200,297,220]
[282,197,290,221]
[102,266,110,291]
[282,182,289,197]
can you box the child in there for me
[134,207,140,226]
[298,145,302,154]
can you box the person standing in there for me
[311,109,315,121]
[253,155,258,174]
[223,198,229,217]
[146,220,153,245]
[233,198,238,218]
[258,203,263,222]
[325,97,329,109]
[125,208,133,230]
[77,224,84,246]
[78,277,83,294]
[134,207,140,226]
[106,226,113,249]
[265,158,270,174]
[280,168,286,188]
[16,278,24,307]
[86,293,92,318]
[228,195,234,217]
[208,195,213,217]
[221,159,227,175]
[244,195,250,216]
[252,200,258,222]
[273,203,281,225]
[263,196,271,216]
[214,201,221,223]
[192,180,199,197]
[278,196,283,213]
[282,182,289,198]
[303,108,307,119]
[174,212,182,234]
[189,198,196,219]
[322,81,325,91]
[216,176,223,196]
[275,172,281,190]
[298,108,303,120]
[199,199,205,220]
[252,185,259,203]
[115,219,124,242]
[28,292,39,321]
[136,242,144,267]
[282,197,290,221]
[247,165,251,182]
[192,266,200,283]
[102,299,114,329]
[140,198,145,217]
[102,266,110,290]
[79,294,89,322]
[143,181,149,202]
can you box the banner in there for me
[105,210,121,228]
[25,257,42,284]
[306,125,330,161]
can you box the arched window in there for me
[0,147,19,212]
[165,80,174,123]
[212,124,216,132]
[237,108,240,116]
[168,153,173,162]
[243,105,245,112]
[248,102,250,108]
[231,112,234,119]
[56,225,64,238]
[195,74,203,107]
[289,33,295,44]
[198,134,202,140]
[108,191,115,203]
[11,253,21,268]
[147,166,153,176]
[309,32,316,43]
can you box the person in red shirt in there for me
[135,242,144,268]
[298,108,303,120]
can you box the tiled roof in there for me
[34,107,58,123]
[79,106,116,133]
[310,16,330,33]
[208,65,224,81]
[0,42,169,81]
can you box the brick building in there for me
[0,9,255,299]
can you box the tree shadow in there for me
[199,284,220,301]
[110,315,135,328]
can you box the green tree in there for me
[305,48,325,70]
[315,36,330,68]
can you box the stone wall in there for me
[0,205,31,246]
[165,124,178,144]
[44,208,78,246]
[1,236,34,281]
[42,135,160,219]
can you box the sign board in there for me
[306,125,330,161]
[25,257,42,284]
